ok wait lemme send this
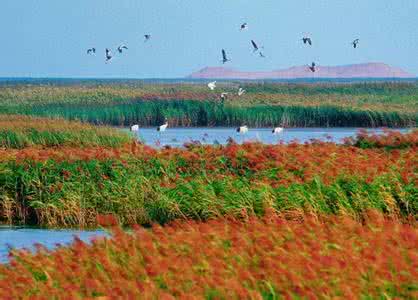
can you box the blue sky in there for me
[1,0,417,77]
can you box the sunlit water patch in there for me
[126,127,411,147]
[0,227,106,263]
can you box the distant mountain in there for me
[188,63,415,79]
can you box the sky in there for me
[1,0,417,78]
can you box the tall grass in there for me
[1,213,416,299]
[0,134,415,227]
[0,82,416,127]
[3,100,416,127]
[0,115,132,149]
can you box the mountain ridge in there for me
[188,63,415,79]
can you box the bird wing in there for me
[307,38,312,45]
[251,40,258,49]
[222,49,227,60]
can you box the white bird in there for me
[236,125,248,134]
[240,23,248,30]
[117,44,128,53]
[130,124,139,132]
[208,81,216,90]
[220,92,228,101]
[157,119,168,132]
[238,88,246,96]
[272,127,284,134]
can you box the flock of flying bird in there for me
[87,23,360,136]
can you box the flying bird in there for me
[251,40,260,52]
[352,39,360,48]
[130,124,139,132]
[157,119,168,132]
[87,48,96,55]
[105,48,112,62]
[208,81,216,90]
[221,49,230,64]
[117,44,128,53]
[220,92,228,101]
[308,62,316,73]
[302,36,312,46]
[144,34,151,42]
[236,125,248,134]
[240,23,248,30]
[272,127,284,134]
[238,88,246,96]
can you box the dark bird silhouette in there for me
[302,37,312,46]
[352,39,360,48]
[87,48,96,55]
[308,62,316,72]
[221,49,230,64]
[259,52,266,58]
[105,48,112,62]
[240,23,248,30]
[251,40,259,52]
[117,44,128,53]
[144,34,151,42]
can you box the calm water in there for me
[0,228,106,263]
[130,127,410,147]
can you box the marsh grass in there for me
[0,115,132,149]
[0,82,417,127]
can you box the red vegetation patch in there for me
[1,212,416,298]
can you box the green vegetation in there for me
[0,115,131,149]
[0,124,416,227]
[0,81,417,127]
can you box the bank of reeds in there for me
[0,115,131,149]
[0,129,416,227]
[1,212,416,299]
[0,82,416,127]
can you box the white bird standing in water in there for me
[130,124,139,132]
[238,88,246,96]
[208,81,216,90]
[157,119,168,132]
[236,125,248,134]
[272,127,284,134]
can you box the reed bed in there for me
[0,129,416,227]
[0,115,131,149]
[1,212,416,299]
[0,82,416,127]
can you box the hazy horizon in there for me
[1,0,417,78]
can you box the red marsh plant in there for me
[0,211,416,299]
